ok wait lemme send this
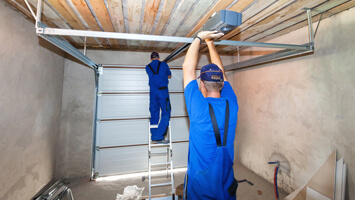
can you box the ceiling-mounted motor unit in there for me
[203,10,242,34]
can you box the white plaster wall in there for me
[232,8,355,198]
[57,50,235,178]
[0,2,65,200]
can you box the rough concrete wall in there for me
[57,50,235,178]
[232,8,355,197]
[0,2,65,200]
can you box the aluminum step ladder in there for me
[145,121,175,199]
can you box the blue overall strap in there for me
[148,61,161,75]
[208,100,230,147]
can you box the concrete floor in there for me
[68,162,288,200]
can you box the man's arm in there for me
[205,39,228,82]
[182,31,224,88]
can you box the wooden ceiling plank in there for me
[154,0,177,35]
[173,0,253,52]
[148,0,178,48]
[185,0,235,38]
[199,0,296,52]
[71,0,109,47]
[24,0,84,44]
[126,0,143,47]
[47,0,86,30]
[140,0,161,47]
[255,1,355,44]
[198,0,276,52]
[156,0,197,49]
[222,0,355,52]
[107,0,127,47]
[89,0,120,48]
[228,0,331,42]
[165,0,217,50]
[141,0,161,34]
[46,0,98,45]
[245,0,350,44]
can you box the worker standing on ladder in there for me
[182,31,239,199]
[146,52,172,143]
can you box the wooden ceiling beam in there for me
[126,0,143,48]
[185,0,235,38]
[47,0,97,45]
[140,0,161,47]
[148,0,178,49]
[255,1,355,45]
[156,0,197,49]
[107,0,127,47]
[89,0,120,48]
[165,0,218,50]
[71,0,110,48]
[7,0,76,44]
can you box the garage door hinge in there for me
[98,66,103,75]
[96,146,100,151]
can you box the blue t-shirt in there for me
[184,80,239,178]
[145,60,171,88]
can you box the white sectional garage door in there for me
[94,66,189,177]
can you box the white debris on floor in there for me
[116,185,144,200]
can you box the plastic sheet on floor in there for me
[116,185,144,200]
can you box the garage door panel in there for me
[173,143,189,167]
[170,93,187,116]
[96,146,148,176]
[98,93,186,119]
[97,119,149,147]
[97,118,189,147]
[95,67,189,176]
[99,68,149,92]
[100,69,184,92]
[171,117,189,141]
[168,70,184,92]
[98,94,149,119]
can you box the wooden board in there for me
[72,0,109,47]
[140,0,161,47]
[147,0,178,48]
[185,0,235,37]
[107,0,127,47]
[127,0,142,47]
[90,0,120,48]
[17,0,82,44]
[198,0,277,52]
[156,0,197,49]
[256,0,355,43]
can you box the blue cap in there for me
[151,52,159,59]
[199,63,224,82]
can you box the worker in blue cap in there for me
[182,31,239,199]
[146,52,172,143]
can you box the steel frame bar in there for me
[36,27,311,51]
[224,46,314,71]
[24,0,37,21]
[225,9,317,71]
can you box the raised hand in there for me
[197,31,224,41]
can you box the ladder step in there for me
[151,162,171,166]
[151,182,172,187]
[151,152,168,156]
[150,125,159,128]
[151,143,170,147]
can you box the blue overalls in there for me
[146,61,171,141]
[184,101,238,199]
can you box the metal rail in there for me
[36,26,311,51]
